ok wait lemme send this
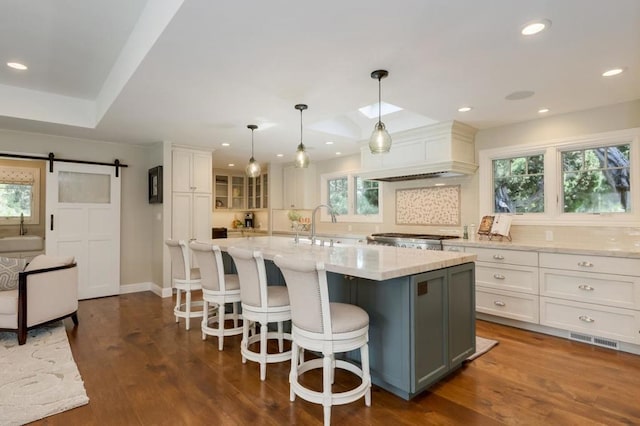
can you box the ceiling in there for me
[1,0,639,169]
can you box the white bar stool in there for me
[228,247,292,381]
[274,255,371,426]
[165,239,204,330]
[190,241,243,350]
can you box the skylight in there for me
[358,102,403,119]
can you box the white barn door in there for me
[46,162,121,299]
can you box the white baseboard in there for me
[119,282,172,298]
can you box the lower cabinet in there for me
[327,262,476,399]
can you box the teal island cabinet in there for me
[213,236,477,400]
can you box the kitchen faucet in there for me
[310,204,337,245]
[19,213,26,236]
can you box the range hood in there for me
[358,120,478,182]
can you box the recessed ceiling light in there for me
[457,106,472,112]
[7,62,27,70]
[276,154,284,157]
[434,183,445,186]
[221,143,230,147]
[358,102,403,119]
[521,19,551,36]
[228,163,235,167]
[325,141,334,145]
[336,152,342,155]
[538,108,550,113]
[602,68,624,77]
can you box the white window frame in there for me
[0,165,41,226]
[479,128,640,226]
[320,170,383,223]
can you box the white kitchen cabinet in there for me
[283,164,316,209]
[539,252,640,345]
[214,170,245,210]
[247,172,268,210]
[172,149,212,193]
[172,147,212,245]
[470,247,540,324]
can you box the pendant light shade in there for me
[368,69,392,154]
[245,124,261,178]
[294,104,310,168]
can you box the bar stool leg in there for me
[260,322,268,381]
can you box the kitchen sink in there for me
[0,235,44,252]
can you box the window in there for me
[493,154,544,213]
[0,165,40,225]
[479,128,640,225]
[322,172,382,222]
[561,145,630,213]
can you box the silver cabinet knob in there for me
[578,284,595,291]
[493,300,506,307]
[493,254,505,260]
[493,273,506,280]
[577,261,594,267]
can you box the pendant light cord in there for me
[378,76,382,125]
[299,108,304,148]
[251,128,255,158]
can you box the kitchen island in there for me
[210,236,478,400]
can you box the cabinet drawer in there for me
[476,288,539,323]
[469,247,538,266]
[539,252,640,276]
[476,262,538,294]
[540,297,640,345]
[540,268,640,310]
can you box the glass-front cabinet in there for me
[214,171,246,210]
[248,173,268,209]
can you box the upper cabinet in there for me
[248,173,269,210]
[172,149,212,193]
[214,170,246,210]
[283,164,316,209]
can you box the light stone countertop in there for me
[443,237,640,259]
[210,236,477,281]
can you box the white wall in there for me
[0,129,157,286]
[306,99,640,239]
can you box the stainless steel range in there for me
[366,233,459,250]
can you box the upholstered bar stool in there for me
[274,255,371,426]
[165,240,204,330]
[189,241,243,350]
[228,247,292,381]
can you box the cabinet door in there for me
[192,152,212,193]
[262,173,268,208]
[231,175,245,209]
[214,175,229,209]
[172,150,192,192]
[171,192,192,240]
[448,263,476,367]
[193,193,212,241]
[412,270,447,393]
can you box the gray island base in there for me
[212,236,477,400]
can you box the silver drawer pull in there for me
[493,254,505,260]
[578,284,594,291]
[577,261,594,267]
[493,300,506,307]
[579,315,595,323]
[493,273,506,280]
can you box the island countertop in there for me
[209,236,477,281]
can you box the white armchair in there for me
[0,255,78,345]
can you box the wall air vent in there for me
[569,332,619,350]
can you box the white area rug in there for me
[467,336,499,361]
[0,322,89,425]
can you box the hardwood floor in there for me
[33,292,640,425]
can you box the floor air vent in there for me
[569,332,619,350]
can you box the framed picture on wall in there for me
[148,166,163,203]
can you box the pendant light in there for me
[294,104,310,168]
[368,69,392,154]
[245,124,261,178]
